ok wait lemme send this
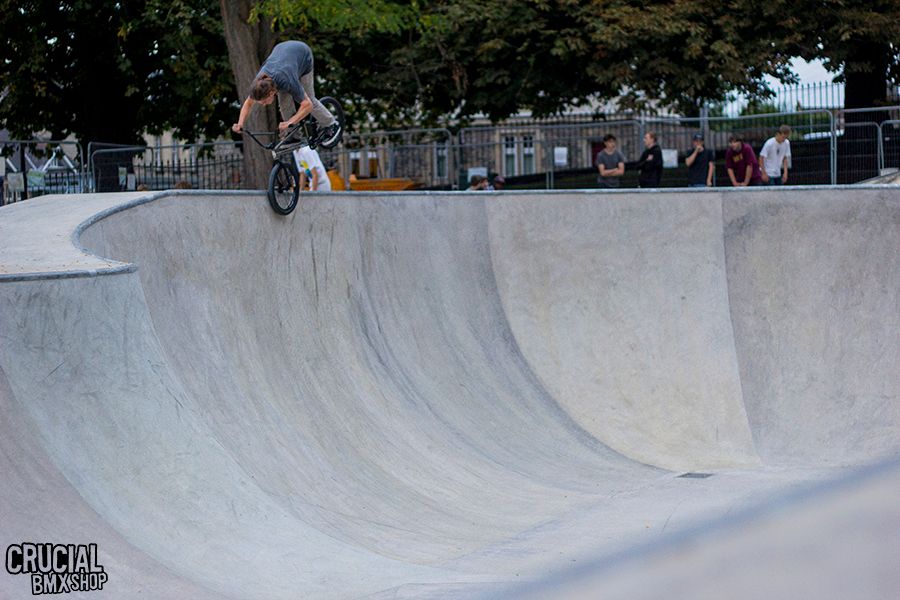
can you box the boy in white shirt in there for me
[759,125,792,185]
[294,145,332,191]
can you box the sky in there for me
[723,57,842,114]
[767,58,834,87]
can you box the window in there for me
[504,136,517,175]
[522,135,535,174]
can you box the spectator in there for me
[490,175,506,191]
[759,125,792,185]
[636,132,663,188]
[174,180,192,189]
[725,134,762,187]
[596,134,626,188]
[294,145,331,191]
[685,133,715,187]
[467,175,487,191]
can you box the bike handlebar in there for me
[241,121,306,152]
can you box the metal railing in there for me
[3,105,900,206]
[458,111,837,187]
[1,139,85,205]
[87,141,244,192]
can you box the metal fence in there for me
[3,105,900,205]
[86,141,244,192]
[457,111,837,188]
[719,81,900,118]
[318,128,454,189]
[0,139,85,205]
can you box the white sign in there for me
[553,147,568,167]
[467,167,488,180]
[662,149,679,169]
[7,172,24,193]
[27,170,45,189]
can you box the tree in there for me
[255,0,899,128]
[0,0,234,144]
[219,0,279,188]
[782,0,900,119]
[252,0,803,127]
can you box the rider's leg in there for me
[276,90,299,138]
[299,68,335,127]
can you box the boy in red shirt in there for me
[725,134,762,186]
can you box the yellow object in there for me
[349,178,419,191]
[327,170,346,191]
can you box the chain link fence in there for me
[3,106,900,205]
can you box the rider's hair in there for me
[250,75,276,101]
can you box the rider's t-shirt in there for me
[257,41,314,103]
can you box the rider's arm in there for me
[233,97,255,132]
[284,97,313,127]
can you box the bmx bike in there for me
[242,96,345,215]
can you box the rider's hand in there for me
[232,123,242,133]
[278,121,291,133]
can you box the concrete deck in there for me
[1,187,898,598]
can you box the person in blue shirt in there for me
[232,41,341,147]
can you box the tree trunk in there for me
[844,40,890,122]
[220,0,277,190]
[837,40,890,183]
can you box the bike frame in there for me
[243,121,313,159]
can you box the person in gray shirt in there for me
[232,41,341,146]
[596,134,626,188]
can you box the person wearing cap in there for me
[725,134,762,186]
[685,133,714,187]
[490,175,506,190]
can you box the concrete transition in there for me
[0,187,898,599]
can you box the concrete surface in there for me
[0,187,898,598]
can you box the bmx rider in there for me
[231,40,341,147]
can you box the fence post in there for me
[545,134,554,190]
[829,110,837,185]
[877,122,884,174]
[700,105,710,143]
[19,144,28,200]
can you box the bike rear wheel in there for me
[318,96,345,149]
[267,160,299,215]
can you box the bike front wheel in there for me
[267,160,299,215]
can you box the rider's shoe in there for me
[317,122,342,147]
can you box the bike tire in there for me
[318,96,345,149]
[267,160,299,215]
